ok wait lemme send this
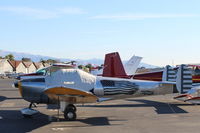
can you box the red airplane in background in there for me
[101,52,200,85]
[134,65,200,84]
[102,52,142,79]
[102,52,131,79]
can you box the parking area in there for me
[1,79,200,133]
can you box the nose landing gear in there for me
[21,102,39,118]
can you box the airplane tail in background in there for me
[176,65,193,94]
[102,52,129,78]
[162,65,176,82]
[124,56,142,76]
[162,65,193,94]
[173,65,195,102]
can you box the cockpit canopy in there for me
[36,64,75,76]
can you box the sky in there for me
[0,0,200,66]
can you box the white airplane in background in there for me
[124,55,142,76]
[91,52,142,77]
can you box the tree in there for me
[40,58,46,63]
[78,65,83,69]
[22,57,31,62]
[5,54,14,61]
[0,56,3,59]
[85,64,92,72]
[46,59,59,64]
[70,61,77,65]
[66,60,77,65]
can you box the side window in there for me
[46,68,51,76]
[36,69,47,76]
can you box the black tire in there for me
[68,104,77,112]
[64,108,76,121]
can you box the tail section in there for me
[162,65,176,82]
[124,56,142,76]
[162,65,193,94]
[102,52,128,78]
[176,65,193,94]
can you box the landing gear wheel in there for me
[68,104,76,112]
[64,108,76,121]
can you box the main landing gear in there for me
[63,104,77,121]
[20,102,77,121]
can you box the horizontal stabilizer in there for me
[174,94,193,101]
[185,97,200,104]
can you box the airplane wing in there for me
[44,87,98,104]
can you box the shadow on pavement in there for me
[78,117,111,126]
[83,99,189,114]
[54,117,112,126]
[0,110,51,133]
[127,99,188,114]
[0,110,123,132]
[0,96,6,102]
[77,117,125,126]
[0,96,22,102]
[50,116,125,127]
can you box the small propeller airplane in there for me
[13,53,192,121]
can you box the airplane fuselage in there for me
[15,72,176,104]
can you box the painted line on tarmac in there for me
[167,102,176,113]
[51,127,71,131]
[52,128,64,131]
[48,109,58,112]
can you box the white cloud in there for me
[92,13,200,20]
[0,6,87,19]
[56,7,87,15]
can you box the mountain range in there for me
[0,50,158,68]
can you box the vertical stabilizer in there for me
[162,65,176,82]
[176,65,193,94]
[102,52,128,78]
[124,56,142,76]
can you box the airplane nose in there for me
[13,81,19,88]
[13,81,23,96]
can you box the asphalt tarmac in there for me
[1,79,200,133]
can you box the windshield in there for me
[36,65,73,76]
[36,68,47,75]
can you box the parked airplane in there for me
[13,64,190,121]
[134,64,200,84]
